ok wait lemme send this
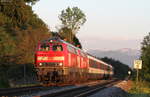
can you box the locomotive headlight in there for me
[59,63,63,66]
[39,63,42,66]
[50,40,53,42]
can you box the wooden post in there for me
[136,69,139,83]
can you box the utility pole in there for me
[136,69,139,83]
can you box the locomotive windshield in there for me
[39,43,50,51]
[52,45,63,51]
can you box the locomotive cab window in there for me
[67,46,77,54]
[39,43,50,51]
[53,45,63,51]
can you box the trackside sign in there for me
[134,60,142,69]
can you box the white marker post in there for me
[134,60,142,83]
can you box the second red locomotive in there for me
[34,37,113,85]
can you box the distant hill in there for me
[87,48,140,67]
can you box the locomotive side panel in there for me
[65,45,88,83]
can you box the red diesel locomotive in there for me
[34,37,113,85]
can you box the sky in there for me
[32,0,150,51]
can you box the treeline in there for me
[100,57,131,79]
[140,32,150,81]
[0,0,51,87]
[0,1,85,88]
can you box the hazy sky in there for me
[32,0,150,50]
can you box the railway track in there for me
[0,79,121,97]
[0,84,81,97]
[40,79,121,97]
[0,85,45,96]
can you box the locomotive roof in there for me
[41,37,62,43]
[41,37,85,52]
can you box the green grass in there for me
[14,83,40,88]
[0,79,10,88]
[127,81,150,97]
[128,94,150,97]
[129,81,150,94]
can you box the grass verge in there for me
[128,81,150,97]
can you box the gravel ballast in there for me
[89,80,132,97]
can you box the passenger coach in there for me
[88,55,113,80]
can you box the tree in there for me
[59,7,86,34]
[101,57,131,79]
[140,32,150,81]
[59,27,73,43]
[73,36,82,49]
[0,0,50,64]
[24,0,39,5]
[58,27,82,48]
[0,0,51,87]
[58,7,86,47]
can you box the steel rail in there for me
[75,80,121,97]
[0,85,43,96]
[40,79,121,97]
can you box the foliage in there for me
[0,78,10,88]
[24,0,39,5]
[0,0,50,87]
[58,27,82,48]
[0,27,16,56]
[59,27,73,43]
[101,57,131,79]
[140,32,150,81]
[73,36,82,49]
[58,7,86,48]
[59,7,86,34]
[128,81,150,97]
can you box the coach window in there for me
[94,61,97,68]
[101,64,104,70]
[53,45,63,51]
[107,66,110,71]
[40,43,50,51]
